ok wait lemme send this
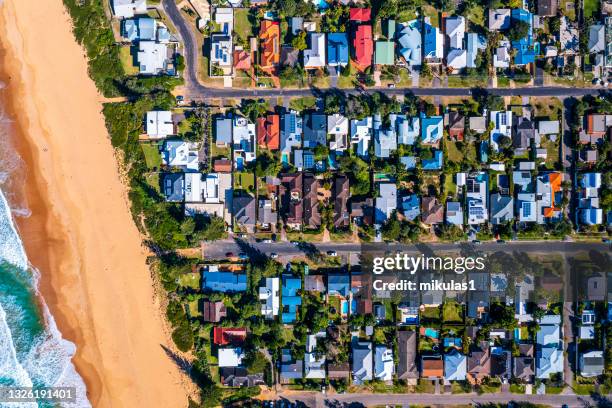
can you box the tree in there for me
[324,93,342,114]
[291,30,307,50]
[241,99,268,122]
[420,61,432,79]
[499,135,512,149]
[381,213,401,241]
[345,95,371,119]
[506,20,530,42]
[175,54,185,72]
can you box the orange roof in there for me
[422,358,444,377]
[233,49,251,70]
[256,114,280,150]
[543,207,556,218]
[259,21,280,68]
[549,172,562,206]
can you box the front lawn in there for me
[420,306,441,322]
[178,272,201,289]
[142,142,162,169]
[442,302,464,323]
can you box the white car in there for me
[270,253,278,259]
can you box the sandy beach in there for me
[0,0,190,407]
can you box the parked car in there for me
[327,250,337,256]
[225,252,234,257]
[270,253,278,259]
[262,239,272,244]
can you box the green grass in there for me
[584,0,599,19]
[234,172,255,192]
[446,140,464,163]
[289,96,317,112]
[211,143,231,160]
[187,299,201,317]
[542,137,560,170]
[447,75,487,88]
[545,386,565,394]
[573,383,596,395]
[420,306,441,322]
[451,381,472,394]
[442,302,463,323]
[142,143,162,169]
[119,45,139,75]
[415,379,435,393]
[233,8,256,43]
[496,75,511,87]
[510,384,525,393]
[178,272,200,289]
[465,5,485,27]
[422,5,439,27]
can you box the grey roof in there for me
[490,194,514,225]
[589,25,605,53]
[215,117,233,144]
[397,331,418,379]
[303,114,327,148]
[163,173,184,202]
[257,199,277,225]
[514,356,534,381]
[513,117,536,149]
[233,196,256,230]
[352,341,373,384]
[281,46,300,67]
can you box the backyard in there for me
[141,142,162,169]
[442,301,464,323]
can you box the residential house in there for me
[396,115,419,145]
[280,349,303,383]
[535,172,562,224]
[469,116,487,134]
[304,33,326,69]
[397,331,418,381]
[280,111,303,163]
[210,31,233,75]
[201,265,247,292]
[351,198,374,226]
[138,40,173,75]
[375,183,397,224]
[218,348,245,368]
[444,349,467,381]
[467,33,486,68]
[490,193,514,225]
[511,9,535,65]
[401,194,420,221]
[213,327,247,346]
[162,140,198,171]
[538,120,560,136]
[397,20,422,66]
[256,114,280,151]
[281,275,302,324]
[203,300,227,322]
[351,8,373,69]
[327,32,349,67]
[421,196,444,224]
[305,333,326,379]
[259,277,280,319]
[579,172,603,225]
[580,350,604,377]
[279,173,303,230]
[232,116,256,168]
[467,341,492,382]
[490,111,513,152]
[233,48,251,71]
[445,16,467,72]
[589,24,605,54]
[494,40,511,68]
[304,275,325,292]
[163,173,184,202]
[352,341,373,384]
[513,344,534,383]
[538,0,558,16]
[303,114,327,148]
[446,201,464,225]
[560,17,579,56]
[488,9,511,31]
[281,45,300,67]
[374,346,394,381]
[350,117,373,157]
[215,116,233,146]
[421,115,443,147]
[327,363,350,379]
[122,17,156,42]
[112,0,147,19]
[422,150,443,170]
[421,355,444,379]
[333,175,350,229]
[146,110,174,139]
[374,114,398,158]
[375,40,395,65]
[303,174,321,228]
[257,199,277,230]
[423,18,443,62]
[513,117,538,154]
[220,367,264,387]
[466,172,488,225]
[446,111,465,141]
[259,20,280,70]
[328,114,349,152]
[233,195,256,233]
[536,315,563,380]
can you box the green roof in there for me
[375,41,395,65]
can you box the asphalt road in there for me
[201,238,609,261]
[277,391,612,408]
[161,0,605,101]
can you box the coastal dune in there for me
[0,0,190,407]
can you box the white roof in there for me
[374,346,394,381]
[184,173,203,203]
[304,33,326,68]
[305,332,326,379]
[162,140,198,170]
[538,120,560,135]
[489,111,513,152]
[138,41,168,75]
[259,277,280,319]
[214,7,234,31]
[203,173,221,203]
[146,111,173,138]
[493,41,511,68]
[113,0,147,18]
[218,348,244,367]
[447,49,467,70]
[375,183,397,224]
[328,114,349,136]
[352,342,373,384]
[445,16,465,50]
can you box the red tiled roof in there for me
[256,114,280,150]
[259,21,280,68]
[233,49,252,70]
[353,25,373,68]
[350,7,371,22]
[213,327,247,346]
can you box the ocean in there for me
[0,98,90,407]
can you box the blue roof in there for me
[400,156,417,170]
[327,33,349,65]
[397,20,422,66]
[401,194,420,221]
[138,18,156,41]
[511,9,535,65]
[282,275,302,324]
[202,271,247,292]
[421,116,443,144]
[581,173,601,188]
[328,274,350,297]
[423,22,439,58]
[422,150,443,170]
[123,19,138,41]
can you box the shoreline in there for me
[0,1,190,406]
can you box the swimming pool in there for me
[341,299,349,314]
[424,328,439,338]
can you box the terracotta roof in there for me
[280,173,303,226]
[233,49,252,70]
[350,7,371,22]
[421,196,444,224]
[213,327,247,346]
[259,21,280,68]
[213,158,232,173]
[421,356,444,377]
[256,114,280,150]
[333,175,350,229]
[303,174,321,228]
